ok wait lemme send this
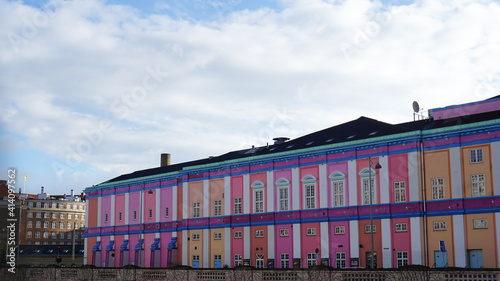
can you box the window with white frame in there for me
[60,213,65,219]
[362,177,376,205]
[394,181,406,202]
[75,222,79,229]
[214,232,222,240]
[433,221,446,231]
[306,228,316,236]
[255,230,264,237]
[60,232,64,239]
[279,186,289,211]
[214,200,222,216]
[364,224,376,233]
[397,251,409,267]
[68,213,72,219]
[307,253,317,267]
[35,221,41,228]
[67,232,72,239]
[473,219,488,229]
[27,231,32,238]
[302,175,317,209]
[336,252,346,268]
[51,232,56,239]
[67,222,72,229]
[60,222,64,229]
[36,212,41,218]
[27,221,32,228]
[335,226,345,235]
[234,254,243,267]
[470,148,483,163]
[192,233,200,241]
[234,197,242,214]
[193,202,200,218]
[43,221,49,228]
[276,178,290,211]
[234,231,242,238]
[44,212,49,218]
[52,213,57,219]
[36,202,41,208]
[27,212,33,218]
[35,231,40,238]
[51,221,56,229]
[256,254,265,268]
[51,203,56,208]
[330,172,345,207]
[431,178,444,200]
[280,253,290,268]
[192,255,200,264]
[280,229,289,237]
[58,203,64,209]
[28,202,33,208]
[471,174,486,197]
[254,190,264,213]
[395,223,407,232]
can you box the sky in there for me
[1,0,500,196]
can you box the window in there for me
[307,253,317,267]
[214,200,222,216]
[470,148,483,163]
[363,177,376,205]
[44,212,49,218]
[42,231,48,238]
[214,232,222,240]
[336,252,346,268]
[75,222,79,229]
[60,232,64,239]
[279,186,289,211]
[35,231,40,238]
[280,229,289,237]
[431,178,445,200]
[192,233,200,241]
[395,223,407,232]
[256,254,265,268]
[60,213,65,219]
[433,221,446,231]
[67,232,72,239]
[36,202,41,208]
[51,232,56,239]
[165,207,169,217]
[59,203,64,209]
[148,208,153,218]
[105,213,109,222]
[52,213,57,219]
[192,255,200,264]
[397,251,409,267]
[255,230,264,237]
[43,221,49,228]
[305,184,316,209]
[51,203,56,208]
[394,181,406,202]
[27,212,33,218]
[364,224,376,233]
[471,174,486,197]
[335,226,345,235]
[66,204,71,209]
[234,231,242,239]
[118,212,122,221]
[280,253,290,268]
[67,222,72,229]
[133,210,137,220]
[234,197,242,214]
[254,190,264,213]
[68,213,72,219]
[473,219,488,229]
[75,214,79,220]
[36,212,41,218]
[27,221,32,228]
[330,172,345,207]
[60,222,65,229]
[28,202,33,208]
[27,231,32,238]
[193,202,200,218]
[234,254,243,267]
[306,228,316,236]
[35,221,41,228]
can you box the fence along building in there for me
[84,96,500,269]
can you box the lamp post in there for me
[368,157,382,269]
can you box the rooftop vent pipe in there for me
[273,137,290,145]
[161,153,171,167]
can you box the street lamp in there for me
[368,157,382,269]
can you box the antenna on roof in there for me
[412,101,426,121]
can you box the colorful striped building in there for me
[84,96,500,269]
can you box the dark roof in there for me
[102,110,500,185]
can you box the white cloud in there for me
[1,0,500,194]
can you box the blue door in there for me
[214,255,222,268]
[214,260,221,268]
[434,251,447,268]
[192,261,199,268]
[468,250,483,268]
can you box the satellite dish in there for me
[412,101,420,113]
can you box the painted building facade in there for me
[84,96,500,269]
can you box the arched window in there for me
[330,171,346,207]
[301,175,317,209]
[359,168,378,205]
[276,178,290,211]
[251,181,265,213]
